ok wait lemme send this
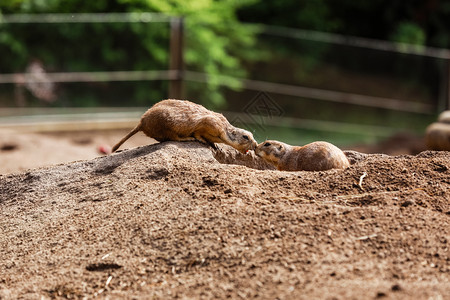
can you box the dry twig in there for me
[105,276,113,288]
[358,172,367,190]
[355,234,377,240]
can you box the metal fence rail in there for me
[261,25,450,60]
[0,12,173,23]
[0,69,432,113]
[0,70,178,83]
[184,71,434,113]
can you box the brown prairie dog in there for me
[255,140,350,171]
[112,99,257,154]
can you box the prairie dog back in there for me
[255,140,349,171]
[112,99,257,153]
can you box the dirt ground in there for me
[0,130,449,299]
[0,129,158,175]
[0,129,427,175]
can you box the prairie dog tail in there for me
[111,125,141,152]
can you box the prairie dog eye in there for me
[243,135,249,140]
[264,142,271,147]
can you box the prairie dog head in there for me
[227,127,257,153]
[255,140,289,164]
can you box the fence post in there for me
[168,17,184,99]
[447,59,450,111]
[437,58,449,113]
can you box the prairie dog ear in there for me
[278,145,283,150]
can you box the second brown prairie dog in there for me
[255,140,350,171]
[112,99,257,154]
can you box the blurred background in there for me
[1,0,450,172]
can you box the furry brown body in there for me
[112,99,257,153]
[425,111,450,151]
[255,140,350,171]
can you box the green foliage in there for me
[389,22,426,54]
[1,0,448,110]
[0,0,260,108]
[118,0,261,107]
[390,22,426,45]
[237,0,339,32]
[238,0,450,49]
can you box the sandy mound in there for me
[0,142,449,299]
[0,129,156,174]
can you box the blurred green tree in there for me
[391,22,426,46]
[1,0,449,109]
[120,0,261,107]
[237,0,339,32]
[238,0,450,49]
[0,0,259,108]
